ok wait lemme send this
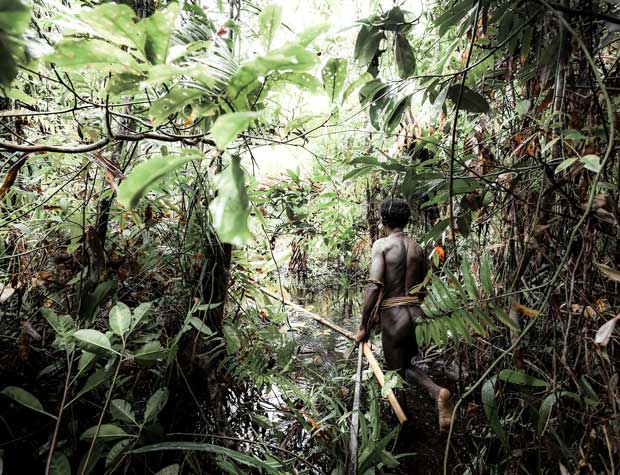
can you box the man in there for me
[355,197,454,432]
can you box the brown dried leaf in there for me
[511,300,540,317]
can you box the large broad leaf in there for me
[447,84,490,113]
[105,439,131,468]
[394,33,415,78]
[383,94,411,133]
[79,3,145,53]
[80,424,129,441]
[354,25,384,67]
[498,369,549,387]
[295,23,329,47]
[50,38,139,72]
[595,315,620,346]
[133,442,279,471]
[144,388,169,423]
[1,386,55,418]
[41,308,75,349]
[143,3,179,64]
[227,44,319,99]
[117,150,203,209]
[258,4,282,50]
[321,58,347,103]
[131,302,153,330]
[209,156,253,245]
[109,302,131,337]
[276,72,322,94]
[134,341,166,362]
[149,87,205,126]
[211,112,260,150]
[72,329,114,355]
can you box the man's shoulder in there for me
[371,238,388,253]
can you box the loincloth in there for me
[380,296,423,309]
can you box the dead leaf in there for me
[511,300,540,317]
[559,463,570,475]
[595,315,620,346]
[0,285,15,304]
[21,321,41,341]
[595,262,620,283]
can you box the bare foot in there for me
[437,388,454,433]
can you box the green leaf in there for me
[276,72,322,93]
[481,377,507,445]
[71,368,113,404]
[0,0,32,35]
[80,424,129,441]
[383,94,411,133]
[394,33,415,78]
[342,72,373,103]
[555,156,578,173]
[447,84,490,113]
[227,44,319,99]
[498,369,549,387]
[189,317,214,336]
[154,465,180,475]
[143,3,179,64]
[117,151,203,209]
[491,304,520,333]
[354,25,383,67]
[110,399,137,424]
[134,341,165,362]
[258,4,282,50]
[105,439,131,468]
[50,38,139,71]
[321,58,348,103]
[49,452,71,475]
[1,386,55,418]
[581,154,601,173]
[479,254,493,295]
[211,112,261,150]
[72,329,114,355]
[79,3,145,52]
[133,442,279,471]
[358,79,388,105]
[209,156,253,245]
[41,308,75,350]
[109,302,131,337]
[144,388,169,423]
[515,99,530,116]
[461,257,479,299]
[295,23,329,47]
[149,87,205,126]
[131,302,153,330]
[343,166,373,181]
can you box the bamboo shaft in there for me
[363,343,408,424]
[347,343,363,475]
[257,285,408,424]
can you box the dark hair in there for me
[380,197,411,228]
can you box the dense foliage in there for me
[1,0,619,474]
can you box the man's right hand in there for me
[354,328,368,343]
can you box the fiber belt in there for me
[380,295,423,309]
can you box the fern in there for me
[415,255,516,347]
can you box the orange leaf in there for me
[511,300,540,317]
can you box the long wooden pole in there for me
[257,285,407,424]
[347,342,363,475]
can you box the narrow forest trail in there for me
[284,281,467,474]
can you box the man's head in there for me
[380,197,411,229]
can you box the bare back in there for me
[374,233,426,299]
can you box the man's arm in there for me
[355,240,385,342]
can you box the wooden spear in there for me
[256,285,408,424]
